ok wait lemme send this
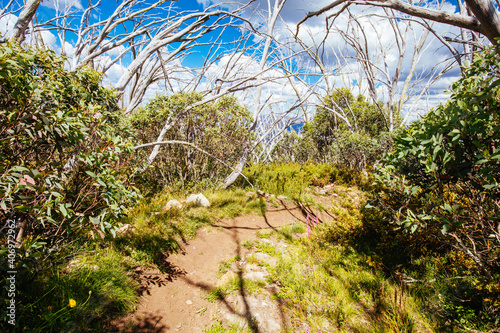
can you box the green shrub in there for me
[0,41,140,330]
[374,46,500,276]
[0,41,140,240]
[129,93,253,193]
[271,89,394,170]
[372,46,500,329]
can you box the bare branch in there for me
[297,0,500,44]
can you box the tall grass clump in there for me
[242,163,367,199]
[264,210,433,332]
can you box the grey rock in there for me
[254,252,278,267]
[164,199,183,210]
[242,271,267,284]
[186,193,210,207]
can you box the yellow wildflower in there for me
[68,299,76,308]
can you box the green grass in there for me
[241,185,435,332]
[12,163,499,332]
[15,247,137,333]
[242,240,255,249]
[205,273,266,303]
[218,255,241,277]
[241,162,368,199]
[275,222,305,242]
[114,188,263,270]
[204,320,253,333]
[267,234,433,332]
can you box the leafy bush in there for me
[269,130,319,163]
[129,93,253,192]
[372,46,500,329]
[271,89,394,170]
[374,46,500,275]
[0,41,140,329]
[0,41,140,240]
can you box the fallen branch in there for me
[134,140,253,188]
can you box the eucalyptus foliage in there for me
[374,46,500,277]
[272,88,392,170]
[0,41,140,256]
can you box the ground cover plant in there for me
[233,161,500,332]
[2,36,499,333]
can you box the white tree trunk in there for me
[11,0,41,43]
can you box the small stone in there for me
[243,271,267,284]
[164,199,183,211]
[186,193,210,207]
[277,195,286,201]
[186,300,193,305]
[254,252,278,266]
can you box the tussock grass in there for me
[241,163,369,199]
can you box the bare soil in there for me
[112,196,334,332]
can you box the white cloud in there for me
[38,29,58,47]
[62,41,76,57]
[0,13,17,38]
[105,45,127,58]
[41,0,83,11]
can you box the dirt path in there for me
[113,198,333,332]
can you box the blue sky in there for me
[0,0,473,122]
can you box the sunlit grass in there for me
[114,188,263,269]
[17,247,138,333]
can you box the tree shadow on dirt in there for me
[134,260,187,296]
[109,313,169,332]
[179,224,291,332]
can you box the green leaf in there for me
[441,203,452,212]
[90,216,100,224]
[59,203,68,217]
[85,171,97,178]
[14,205,31,212]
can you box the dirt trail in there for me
[113,198,333,332]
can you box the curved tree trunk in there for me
[11,0,41,43]
[465,0,500,44]
[222,146,251,189]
